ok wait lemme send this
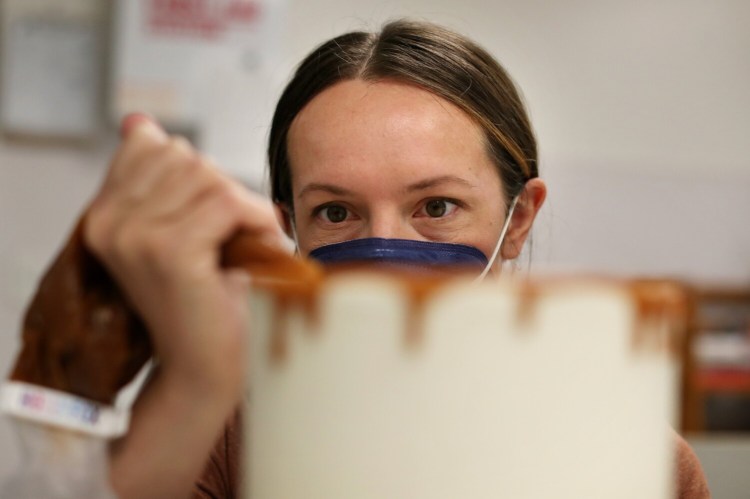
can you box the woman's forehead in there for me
[287,79,496,189]
[289,79,480,145]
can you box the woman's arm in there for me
[84,115,284,499]
[109,367,239,498]
[674,431,711,499]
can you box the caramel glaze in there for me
[251,269,690,364]
[8,225,689,405]
[221,234,325,362]
[514,277,688,357]
[630,279,689,357]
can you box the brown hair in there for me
[268,19,537,209]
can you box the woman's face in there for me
[286,79,509,260]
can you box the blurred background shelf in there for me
[688,286,750,434]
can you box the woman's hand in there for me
[85,114,286,498]
[85,114,284,397]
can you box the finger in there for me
[126,156,221,223]
[88,136,198,253]
[106,135,199,211]
[86,151,219,262]
[120,112,155,138]
[166,177,285,263]
[103,116,170,192]
[105,171,282,278]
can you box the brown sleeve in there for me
[674,432,711,499]
[193,409,242,499]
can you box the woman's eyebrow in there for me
[297,183,354,199]
[405,175,474,192]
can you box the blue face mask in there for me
[308,238,488,270]
[297,196,520,279]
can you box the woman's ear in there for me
[274,203,294,239]
[500,178,547,260]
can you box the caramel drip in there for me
[222,233,325,364]
[516,281,542,331]
[395,271,457,350]
[247,263,475,358]
[630,280,689,357]
[270,300,290,363]
[268,286,320,364]
[516,276,687,357]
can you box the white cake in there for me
[245,271,685,499]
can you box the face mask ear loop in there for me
[474,195,519,283]
[289,211,300,256]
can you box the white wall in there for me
[278,0,750,174]
[1,0,748,490]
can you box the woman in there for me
[84,20,708,498]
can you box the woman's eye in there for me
[422,199,458,218]
[318,204,349,223]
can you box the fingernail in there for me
[120,112,165,139]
